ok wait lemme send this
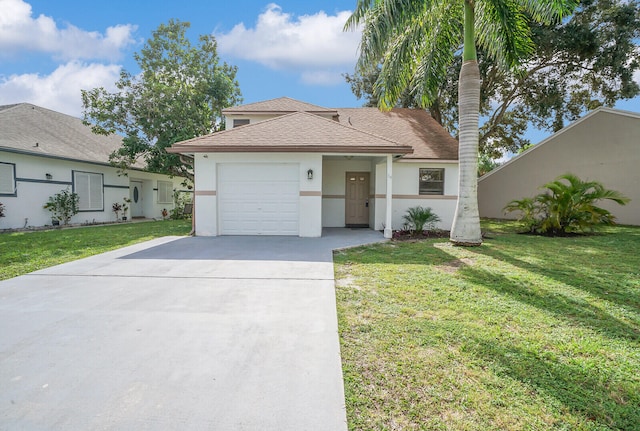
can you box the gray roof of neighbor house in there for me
[222,96,338,115]
[168,111,414,155]
[0,103,131,166]
[174,97,458,160]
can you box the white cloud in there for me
[216,3,361,85]
[300,70,345,86]
[0,0,137,61]
[0,61,122,117]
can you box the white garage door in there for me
[218,163,300,235]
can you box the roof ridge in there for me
[297,110,408,147]
[0,103,25,114]
[0,102,83,120]
[176,111,409,148]
[223,96,335,113]
[177,111,303,145]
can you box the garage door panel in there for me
[219,163,300,235]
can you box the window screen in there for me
[419,168,445,195]
[74,171,104,211]
[233,119,250,128]
[0,162,16,196]
[157,181,173,204]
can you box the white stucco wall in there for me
[193,152,322,237]
[0,151,186,230]
[190,153,459,236]
[374,160,458,231]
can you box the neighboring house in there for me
[168,97,459,238]
[478,107,640,226]
[0,103,187,230]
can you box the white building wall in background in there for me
[0,151,186,230]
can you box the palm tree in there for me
[505,173,630,235]
[346,0,577,245]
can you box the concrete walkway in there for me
[0,228,385,430]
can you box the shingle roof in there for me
[0,103,128,165]
[222,96,338,115]
[335,108,458,160]
[168,111,413,154]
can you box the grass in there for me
[0,220,191,280]
[335,221,640,430]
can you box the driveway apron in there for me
[0,228,384,430]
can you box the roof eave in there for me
[398,157,459,162]
[223,110,338,115]
[167,145,413,155]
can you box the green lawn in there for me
[0,220,191,280]
[335,221,640,430]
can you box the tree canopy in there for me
[82,19,242,181]
[345,0,640,158]
[347,0,577,245]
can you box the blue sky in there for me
[1,0,639,148]
[0,0,362,116]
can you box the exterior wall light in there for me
[46,173,53,180]
[307,169,313,180]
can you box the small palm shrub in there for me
[0,202,5,218]
[402,206,441,234]
[504,173,629,235]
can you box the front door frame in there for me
[130,180,144,218]
[345,171,370,227]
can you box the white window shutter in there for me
[0,163,15,194]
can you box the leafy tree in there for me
[346,0,577,246]
[504,173,630,235]
[478,153,501,177]
[345,0,639,158]
[82,19,242,181]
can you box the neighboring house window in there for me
[157,181,173,204]
[233,119,250,128]
[73,171,104,211]
[419,168,445,195]
[0,162,17,196]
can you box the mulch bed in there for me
[392,230,451,241]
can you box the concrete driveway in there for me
[0,228,384,430]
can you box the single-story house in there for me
[478,107,639,226]
[0,103,187,230]
[168,97,459,238]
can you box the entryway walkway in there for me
[0,228,385,430]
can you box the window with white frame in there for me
[73,171,104,211]
[419,168,445,195]
[0,162,16,196]
[157,181,173,204]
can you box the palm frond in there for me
[476,0,534,68]
[520,0,579,24]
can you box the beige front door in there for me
[345,172,370,226]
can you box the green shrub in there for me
[0,202,5,218]
[504,173,629,235]
[170,191,193,220]
[44,188,79,225]
[402,206,441,234]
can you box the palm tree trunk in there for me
[450,1,482,246]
